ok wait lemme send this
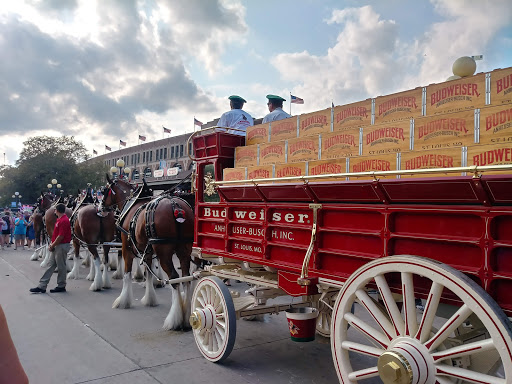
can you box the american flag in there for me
[119,139,126,147]
[93,149,98,155]
[194,118,203,126]
[291,95,304,104]
[105,145,112,151]
[138,134,146,141]
[163,126,171,134]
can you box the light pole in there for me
[110,159,131,180]
[11,191,22,210]
[47,179,62,195]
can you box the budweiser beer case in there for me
[247,165,274,180]
[287,137,319,163]
[321,129,360,158]
[299,108,331,137]
[246,123,269,145]
[308,159,347,181]
[333,99,372,130]
[374,88,422,125]
[274,162,306,181]
[223,167,247,182]
[348,153,397,179]
[270,116,298,141]
[235,144,258,167]
[427,73,486,115]
[400,148,462,178]
[468,143,512,175]
[362,120,410,156]
[413,110,474,150]
[259,142,286,165]
[490,68,512,106]
[478,103,512,145]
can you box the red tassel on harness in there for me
[174,208,185,223]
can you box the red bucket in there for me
[285,307,318,342]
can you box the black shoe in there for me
[29,287,46,294]
[50,287,66,293]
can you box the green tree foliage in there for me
[0,136,107,207]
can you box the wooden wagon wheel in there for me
[331,256,512,384]
[190,276,236,363]
[316,291,337,338]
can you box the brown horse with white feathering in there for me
[67,189,117,291]
[100,174,195,330]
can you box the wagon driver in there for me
[217,95,254,136]
[262,94,291,123]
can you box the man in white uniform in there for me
[262,94,291,123]
[217,95,254,136]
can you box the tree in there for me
[16,136,90,165]
[0,136,108,207]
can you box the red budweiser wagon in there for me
[187,129,512,384]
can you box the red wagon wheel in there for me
[190,276,237,363]
[331,256,512,384]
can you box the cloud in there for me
[0,0,248,155]
[271,5,400,111]
[270,1,512,112]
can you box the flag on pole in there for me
[194,118,203,126]
[119,139,126,147]
[291,95,304,104]
[332,100,334,108]
[105,145,112,151]
[138,135,146,142]
[163,126,171,134]
[93,149,98,155]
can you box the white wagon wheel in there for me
[190,276,236,363]
[331,255,512,384]
[317,290,337,338]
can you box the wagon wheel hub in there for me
[190,307,215,331]
[378,350,412,384]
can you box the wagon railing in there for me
[205,163,512,190]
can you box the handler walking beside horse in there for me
[29,203,71,294]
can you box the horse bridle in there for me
[101,180,135,212]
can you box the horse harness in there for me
[117,194,193,261]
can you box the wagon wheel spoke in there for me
[206,285,212,305]
[431,338,496,362]
[435,363,506,384]
[214,328,222,348]
[197,295,206,308]
[355,289,396,340]
[341,341,384,358]
[425,304,472,351]
[374,274,405,336]
[208,329,214,352]
[216,326,225,341]
[216,319,226,330]
[344,312,389,349]
[347,366,379,381]
[401,272,418,337]
[416,281,443,342]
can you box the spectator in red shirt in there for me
[30,204,71,294]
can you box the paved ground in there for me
[0,246,341,384]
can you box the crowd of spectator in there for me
[0,208,35,250]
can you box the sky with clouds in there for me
[0,0,511,165]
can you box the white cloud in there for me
[271,1,512,112]
[0,0,249,162]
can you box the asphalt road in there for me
[0,246,340,384]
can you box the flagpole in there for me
[289,92,292,115]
